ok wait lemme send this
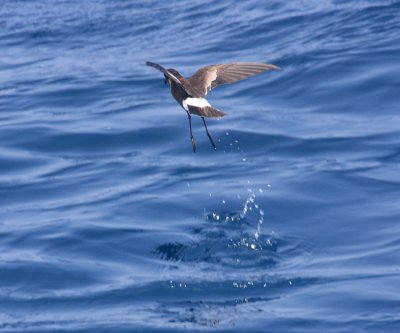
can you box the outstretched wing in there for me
[188,62,280,98]
[145,61,184,85]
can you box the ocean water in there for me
[1,0,400,332]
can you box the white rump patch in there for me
[182,97,211,111]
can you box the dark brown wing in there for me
[188,62,280,98]
[145,61,185,86]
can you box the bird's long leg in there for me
[202,117,216,150]
[187,112,196,153]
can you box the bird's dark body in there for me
[146,61,280,152]
[170,80,188,108]
[168,71,225,118]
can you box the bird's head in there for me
[163,74,170,86]
[164,68,182,86]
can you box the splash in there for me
[240,187,266,240]
[206,184,270,252]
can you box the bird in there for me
[146,61,280,152]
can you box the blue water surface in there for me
[1,0,400,332]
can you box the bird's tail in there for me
[188,105,226,118]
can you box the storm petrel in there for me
[146,61,280,152]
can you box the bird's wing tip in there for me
[268,64,282,71]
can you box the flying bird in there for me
[146,61,280,152]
